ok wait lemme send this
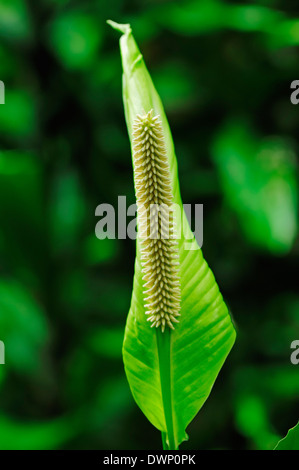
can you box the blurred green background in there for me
[0,0,298,450]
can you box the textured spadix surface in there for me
[133,110,181,332]
[109,20,236,448]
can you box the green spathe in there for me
[108,20,236,449]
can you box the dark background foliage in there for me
[0,0,298,450]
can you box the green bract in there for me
[108,20,236,450]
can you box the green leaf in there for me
[0,0,32,43]
[0,415,79,450]
[109,21,236,449]
[274,422,299,450]
[0,151,44,283]
[212,120,298,254]
[267,20,299,49]
[0,279,48,373]
[48,10,103,70]
[0,90,37,139]
[153,0,281,36]
[49,170,86,255]
[235,394,279,450]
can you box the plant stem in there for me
[161,432,168,450]
[156,328,178,450]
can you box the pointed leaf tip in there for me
[107,20,131,35]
